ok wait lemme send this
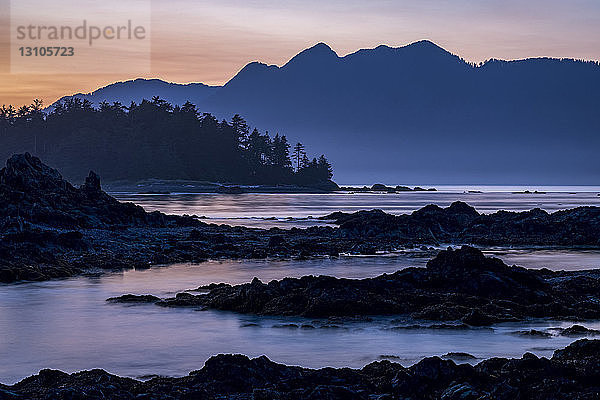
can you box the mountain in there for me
[50,41,600,184]
[48,78,220,112]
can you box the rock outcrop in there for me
[142,247,600,324]
[3,339,600,399]
[0,152,195,229]
[323,202,600,246]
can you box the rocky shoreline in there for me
[109,246,600,325]
[2,339,599,399]
[3,154,600,399]
[1,153,599,285]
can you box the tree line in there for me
[0,97,334,186]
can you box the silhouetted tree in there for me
[293,142,306,172]
[0,99,334,186]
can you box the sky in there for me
[1,0,599,107]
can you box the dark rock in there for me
[324,200,600,247]
[0,153,201,234]
[441,352,477,361]
[268,235,286,247]
[82,171,101,192]
[157,292,205,307]
[440,383,481,399]
[559,324,600,337]
[193,283,231,292]
[371,183,394,192]
[462,310,495,327]
[552,338,600,373]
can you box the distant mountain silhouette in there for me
[48,78,219,113]
[51,41,600,184]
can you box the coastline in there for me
[2,154,600,398]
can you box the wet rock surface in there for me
[141,247,600,324]
[2,339,600,399]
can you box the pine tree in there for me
[271,134,292,170]
[293,142,305,172]
[231,114,250,149]
[317,155,333,180]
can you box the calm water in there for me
[113,186,600,228]
[2,190,599,384]
[2,250,600,385]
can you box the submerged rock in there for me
[441,352,478,361]
[106,294,161,303]
[511,329,553,338]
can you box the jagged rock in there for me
[0,153,196,229]
[268,235,286,247]
[82,171,101,192]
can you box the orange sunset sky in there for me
[1,0,599,108]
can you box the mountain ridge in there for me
[46,41,600,184]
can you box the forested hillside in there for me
[0,98,334,186]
